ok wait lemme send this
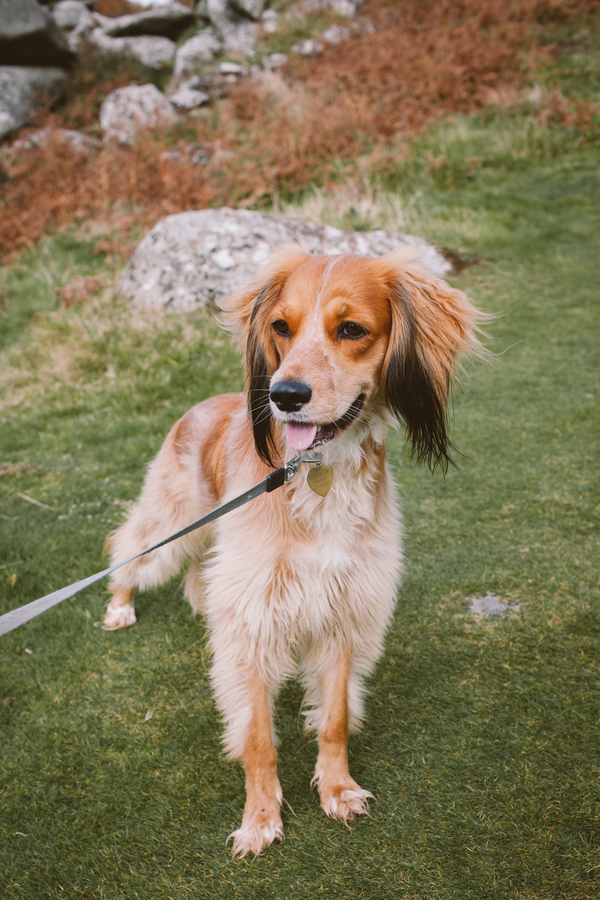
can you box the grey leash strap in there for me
[0,452,313,637]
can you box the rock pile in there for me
[0,0,369,145]
[119,207,451,312]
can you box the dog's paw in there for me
[103,601,136,631]
[318,782,374,824]
[228,813,284,859]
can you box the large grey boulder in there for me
[101,3,196,41]
[89,30,176,69]
[0,0,75,67]
[0,66,67,143]
[100,83,177,145]
[119,207,451,311]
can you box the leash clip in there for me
[283,450,323,483]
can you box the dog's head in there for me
[222,245,485,471]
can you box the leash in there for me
[0,451,322,637]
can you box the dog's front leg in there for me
[228,678,283,858]
[312,648,374,823]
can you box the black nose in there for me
[270,380,312,412]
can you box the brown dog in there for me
[104,246,484,857]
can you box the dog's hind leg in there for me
[307,648,374,824]
[103,412,214,630]
[103,499,209,630]
[103,584,137,631]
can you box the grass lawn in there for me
[1,110,599,897]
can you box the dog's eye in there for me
[339,322,367,339]
[272,320,290,337]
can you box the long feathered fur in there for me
[103,244,486,858]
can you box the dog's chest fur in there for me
[203,436,403,658]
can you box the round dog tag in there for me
[307,465,333,497]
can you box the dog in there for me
[103,244,484,858]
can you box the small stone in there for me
[88,30,176,70]
[261,9,278,33]
[322,24,350,45]
[233,0,267,20]
[288,0,359,18]
[168,83,210,110]
[2,127,101,155]
[213,248,236,269]
[100,83,177,145]
[51,0,94,32]
[262,53,287,70]
[67,16,96,52]
[330,0,358,16]
[125,35,176,69]
[218,61,244,75]
[220,21,260,57]
[469,594,520,617]
[160,141,208,164]
[291,38,323,56]
[174,29,223,77]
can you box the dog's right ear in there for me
[220,245,310,468]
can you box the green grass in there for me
[1,108,600,898]
[536,13,600,102]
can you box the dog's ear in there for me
[220,245,310,467]
[379,248,486,472]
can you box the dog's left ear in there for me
[379,248,486,472]
[220,246,310,468]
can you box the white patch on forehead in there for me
[278,254,350,373]
[316,254,346,308]
[292,255,346,345]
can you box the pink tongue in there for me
[287,422,318,451]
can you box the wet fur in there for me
[104,245,484,857]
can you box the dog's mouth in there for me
[286,395,365,451]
